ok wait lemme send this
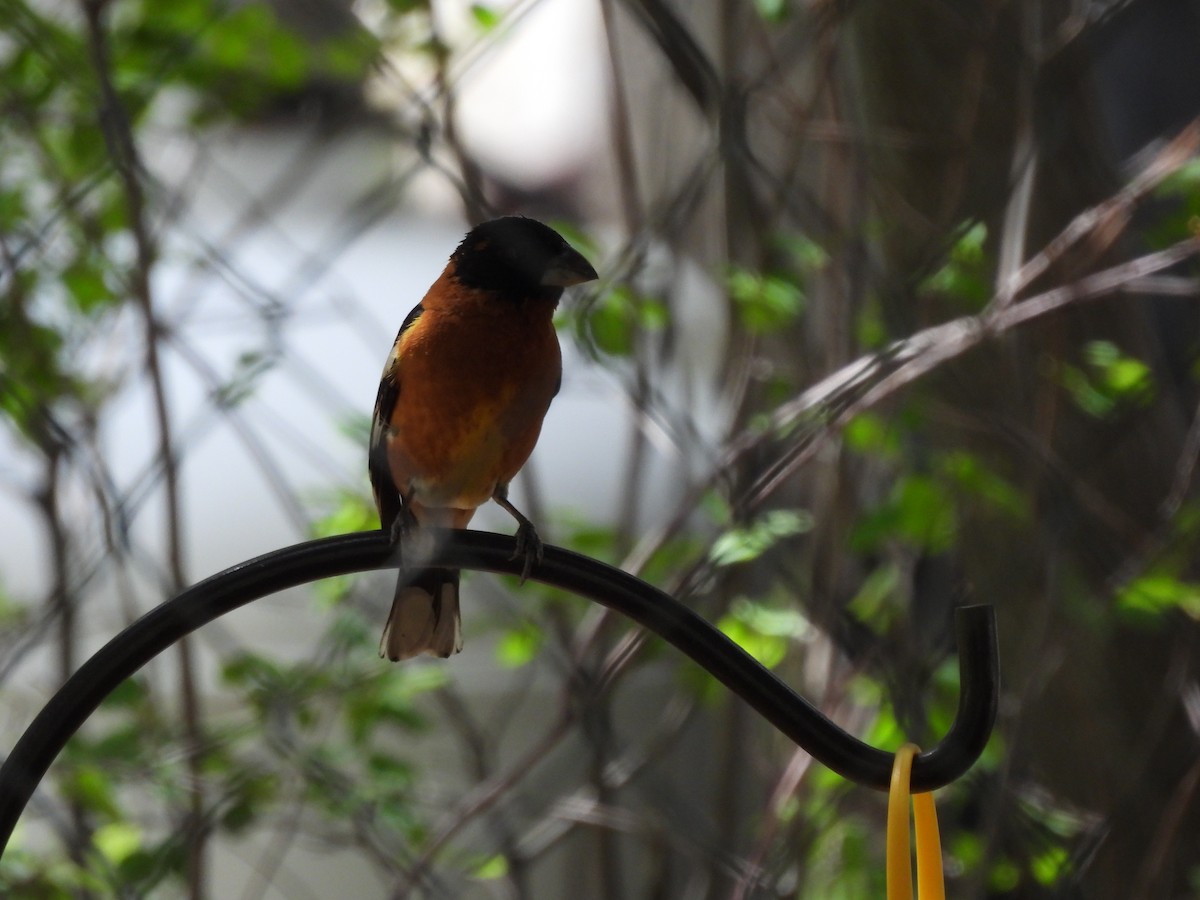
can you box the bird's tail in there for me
[380,568,463,660]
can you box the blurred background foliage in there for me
[1,0,1200,897]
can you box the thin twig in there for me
[391,713,576,897]
[79,3,207,896]
[745,236,1200,507]
[990,119,1200,310]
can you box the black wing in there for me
[369,303,424,531]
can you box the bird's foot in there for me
[389,504,419,543]
[492,485,543,583]
[388,506,422,567]
[512,520,544,584]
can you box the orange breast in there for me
[385,285,561,511]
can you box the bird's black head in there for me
[451,216,598,298]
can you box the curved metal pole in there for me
[0,530,999,854]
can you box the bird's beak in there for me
[540,246,599,287]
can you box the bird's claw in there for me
[511,522,543,584]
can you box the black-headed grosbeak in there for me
[369,217,598,660]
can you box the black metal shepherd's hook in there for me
[0,530,999,855]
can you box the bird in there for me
[369,216,598,660]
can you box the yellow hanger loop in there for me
[887,743,945,900]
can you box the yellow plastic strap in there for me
[887,744,917,900]
[913,790,945,900]
[886,743,945,900]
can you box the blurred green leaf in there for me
[846,563,901,632]
[218,767,278,833]
[1117,574,1200,621]
[1086,340,1153,398]
[344,666,446,744]
[852,475,957,553]
[141,0,214,33]
[1148,158,1200,247]
[1059,363,1114,417]
[734,597,809,638]
[754,0,789,22]
[367,752,414,786]
[950,831,984,871]
[221,652,280,687]
[385,664,449,699]
[469,4,501,30]
[710,508,812,566]
[0,188,28,231]
[728,268,805,333]
[93,823,141,865]
[588,288,635,356]
[939,451,1027,520]
[203,4,304,84]
[321,33,377,80]
[1061,341,1154,417]
[312,489,379,538]
[586,285,666,357]
[718,613,786,668]
[717,598,808,668]
[988,858,1021,892]
[61,765,120,820]
[855,295,888,348]
[1030,845,1070,886]
[472,853,509,880]
[495,621,542,668]
[101,677,148,709]
[922,222,989,307]
[861,697,903,750]
[844,413,900,459]
[90,724,148,763]
[776,233,828,271]
[559,516,621,564]
[117,837,186,887]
